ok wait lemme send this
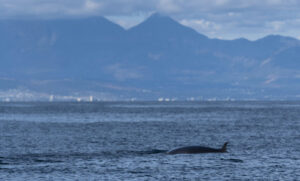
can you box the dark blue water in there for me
[0,101,300,180]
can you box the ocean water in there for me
[0,101,299,180]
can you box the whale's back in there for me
[168,146,221,154]
[168,142,228,154]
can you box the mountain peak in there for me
[255,34,300,48]
[128,12,207,39]
[256,34,298,42]
[147,12,171,20]
[135,12,180,28]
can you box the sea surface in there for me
[0,101,300,180]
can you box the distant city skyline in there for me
[1,0,300,40]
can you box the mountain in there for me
[0,17,125,79]
[1,13,300,101]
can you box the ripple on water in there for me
[0,101,300,180]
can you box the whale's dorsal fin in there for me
[221,142,228,152]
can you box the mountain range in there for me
[1,13,300,101]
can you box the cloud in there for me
[1,0,300,39]
[265,74,278,84]
[267,21,285,31]
[84,0,101,11]
[180,19,221,37]
[1,0,300,17]
[156,0,181,13]
[106,14,146,29]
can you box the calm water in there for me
[0,101,300,180]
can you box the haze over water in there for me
[0,101,299,180]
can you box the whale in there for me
[167,142,228,154]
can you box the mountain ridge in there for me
[1,13,300,101]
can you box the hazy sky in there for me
[1,0,300,40]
